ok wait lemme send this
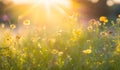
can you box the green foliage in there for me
[0,17,120,70]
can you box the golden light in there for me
[12,0,72,16]
[12,0,74,29]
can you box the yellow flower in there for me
[99,16,108,23]
[99,16,107,21]
[104,19,108,23]
[23,20,30,25]
[6,36,12,42]
[82,49,92,54]
[73,29,81,36]
[10,24,16,29]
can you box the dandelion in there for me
[99,16,108,24]
[82,49,92,54]
[10,24,16,29]
[23,20,30,25]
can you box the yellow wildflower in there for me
[73,29,81,36]
[82,49,92,54]
[99,16,108,23]
[23,20,30,25]
[10,24,16,29]
[6,36,13,42]
[104,19,108,23]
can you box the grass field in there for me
[0,15,120,70]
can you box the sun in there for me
[12,0,73,27]
[12,0,72,14]
[12,0,72,16]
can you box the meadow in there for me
[0,14,120,70]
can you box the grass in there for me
[0,15,120,70]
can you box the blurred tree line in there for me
[0,0,120,25]
[74,0,120,20]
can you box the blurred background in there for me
[0,0,120,25]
